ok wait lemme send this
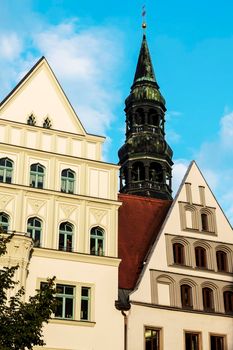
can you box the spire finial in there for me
[142,5,147,31]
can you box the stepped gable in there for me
[118,193,172,289]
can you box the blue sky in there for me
[0,0,233,224]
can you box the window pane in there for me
[65,298,73,319]
[185,333,199,350]
[145,328,160,350]
[55,297,63,317]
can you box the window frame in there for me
[184,331,201,350]
[90,226,105,256]
[173,242,185,265]
[195,246,207,269]
[210,334,226,350]
[39,280,94,323]
[0,212,10,232]
[223,290,233,314]
[180,284,193,309]
[0,157,13,184]
[216,250,228,272]
[61,168,76,194]
[27,217,42,247]
[202,287,214,312]
[30,163,45,189]
[54,283,75,320]
[58,221,74,252]
[144,327,161,350]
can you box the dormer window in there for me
[43,117,52,129]
[27,114,36,126]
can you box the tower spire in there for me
[118,31,173,200]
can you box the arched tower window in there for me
[132,162,145,181]
[149,162,163,183]
[61,169,76,194]
[135,108,145,125]
[216,250,228,272]
[27,217,42,247]
[30,163,45,189]
[148,109,159,126]
[0,158,13,184]
[173,243,185,265]
[90,226,104,256]
[59,222,73,252]
[195,246,207,268]
[0,212,9,232]
[181,284,193,309]
[223,291,233,314]
[202,287,214,312]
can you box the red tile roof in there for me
[118,193,172,290]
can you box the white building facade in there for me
[0,57,123,350]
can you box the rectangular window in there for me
[81,286,91,320]
[210,335,225,350]
[185,332,200,350]
[145,328,160,350]
[54,284,74,320]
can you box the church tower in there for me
[118,33,173,200]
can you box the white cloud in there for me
[172,159,189,195]
[220,111,233,148]
[30,22,123,135]
[0,33,22,60]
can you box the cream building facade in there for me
[0,57,123,350]
[125,162,233,350]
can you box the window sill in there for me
[49,318,96,327]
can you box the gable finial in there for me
[142,5,147,31]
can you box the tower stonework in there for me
[118,34,173,199]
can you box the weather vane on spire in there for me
[142,5,147,31]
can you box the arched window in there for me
[202,287,214,312]
[201,213,208,231]
[0,212,9,232]
[61,169,76,194]
[216,250,228,272]
[173,243,185,265]
[59,222,73,252]
[132,162,145,181]
[90,226,104,256]
[135,108,145,125]
[195,246,207,268]
[27,217,42,247]
[148,109,159,126]
[30,163,45,189]
[149,163,163,183]
[0,158,13,184]
[223,291,233,314]
[181,284,193,309]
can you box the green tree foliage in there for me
[0,234,56,349]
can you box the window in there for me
[216,250,228,272]
[30,163,45,189]
[61,169,75,194]
[201,213,208,231]
[90,226,104,256]
[0,212,9,232]
[145,328,160,350]
[202,287,214,312]
[210,335,225,350]
[173,243,185,265]
[81,287,91,320]
[59,222,73,252]
[55,284,74,320]
[181,284,193,309]
[0,158,13,184]
[223,291,233,314]
[195,246,207,268]
[185,332,200,350]
[27,217,42,247]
